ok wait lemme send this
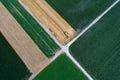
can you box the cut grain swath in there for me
[21,0,76,45]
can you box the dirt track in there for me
[21,0,76,45]
[0,2,49,74]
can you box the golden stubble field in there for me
[21,0,76,45]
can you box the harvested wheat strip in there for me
[36,0,76,38]
[21,0,66,44]
[21,0,76,45]
[0,2,49,74]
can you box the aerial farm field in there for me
[34,54,88,80]
[0,33,31,80]
[46,0,116,31]
[1,0,120,80]
[1,0,60,57]
[70,2,120,80]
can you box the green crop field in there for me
[46,0,116,32]
[34,54,88,80]
[0,0,60,57]
[70,2,120,80]
[0,33,31,80]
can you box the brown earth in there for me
[0,2,49,74]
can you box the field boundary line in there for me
[19,0,120,48]
[66,0,120,47]
[62,47,93,80]
[29,50,64,80]
[19,0,120,79]
[62,0,120,80]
